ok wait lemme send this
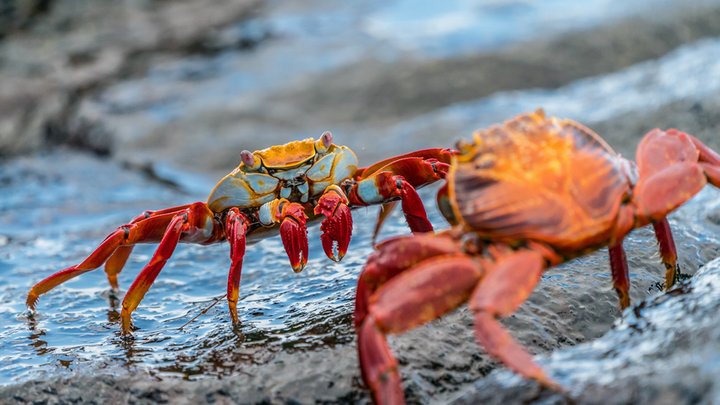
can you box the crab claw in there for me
[315,186,353,262]
[279,201,309,272]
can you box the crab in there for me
[354,110,720,404]
[27,131,455,334]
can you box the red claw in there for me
[279,202,309,272]
[397,178,433,233]
[315,187,353,262]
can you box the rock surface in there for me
[0,0,262,156]
[1,1,720,404]
[450,256,720,405]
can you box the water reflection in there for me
[2,150,719,403]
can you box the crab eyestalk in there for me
[315,130,334,153]
[240,149,261,171]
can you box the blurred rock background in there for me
[1,0,720,403]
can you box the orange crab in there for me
[354,110,720,404]
[27,131,455,334]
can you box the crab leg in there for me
[608,241,631,309]
[120,203,220,333]
[102,204,194,290]
[225,207,250,326]
[26,204,197,310]
[350,154,452,238]
[358,254,482,405]
[632,130,720,290]
[652,219,679,289]
[469,250,558,390]
[314,185,353,262]
[633,129,709,224]
[259,198,309,272]
[354,233,462,328]
[349,172,432,235]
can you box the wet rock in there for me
[0,0,263,157]
[0,150,718,404]
[373,37,720,159]
[0,0,51,38]
[450,256,720,405]
[1,2,720,404]
[71,1,720,174]
[277,2,720,125]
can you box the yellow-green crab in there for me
[27,131,455,333]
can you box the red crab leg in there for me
[104,246,133,290]
[633,129,708,224]
[359,254,482,405]
[225,207,250,326]
[26,205,197,310]
[349,172,432,234]
[608,240,631,310]
[689,133,720,187]
[350,153,453,238]
[314,185,353,262]
[120,202,220,333]
[102,204,193,290]
[355,233,470,404]
[354,148,455,180]
[468,249,559,390]
[354,232,462,328]
[652,218,679,289]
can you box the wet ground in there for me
[451,255,720,405]
[2,0,720,404]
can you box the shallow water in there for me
[3,1,720,401]
[1,150,719,393]
[0,150,446,385]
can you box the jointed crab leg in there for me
[358,252,481,405]
[356,234,559,404]
[26,205,196,310]
[103,204,194,290]
[117,202,221,333]
[225,207,249,325]
[357,153,452,233]
[120,213,187,332]
[608,241,631,309]
[652,219,679,289]
[468,250,558,389]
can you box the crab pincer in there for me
[28,131,453,335]
[315,185,353,262]
[277,200,309,272]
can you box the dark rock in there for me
[449,257,720,405]
[0,0,263,157]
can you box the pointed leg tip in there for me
[120,309,134,334]
[121,324,133,335]
[619,296,631,311]
[291,261,306,273]
[26,293,38,311]
[539,376,566,394]
[229,309,239,327]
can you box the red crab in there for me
[27,132,455,333]
[354,110,720,404]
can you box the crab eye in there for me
[321,131,333,147]
[315,131,334,153]
[240,150,255,167]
